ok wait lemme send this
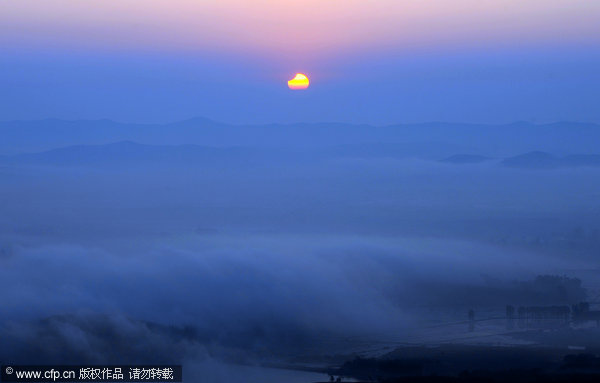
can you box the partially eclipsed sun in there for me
[288,73,309,90]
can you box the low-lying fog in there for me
[1,141,600,381]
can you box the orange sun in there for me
[288,73,309,90]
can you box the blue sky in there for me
[1,0,599,124]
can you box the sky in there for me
[1,0,599,124]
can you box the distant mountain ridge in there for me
[2,141,600,170]
[1,118,599,157]
[0,141,297,168]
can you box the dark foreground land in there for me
[315,347,600,382]
[307,330,600,383]
[316,374,600,383]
